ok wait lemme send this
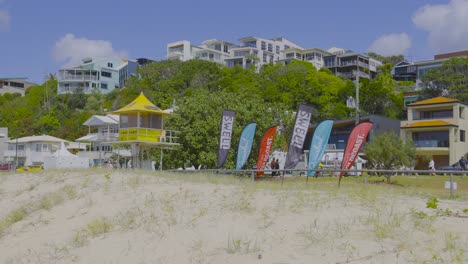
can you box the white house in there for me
[3,135,85,166]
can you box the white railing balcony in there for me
[96,132,120,141]
[58,74,99,81]
[4,150,26,157]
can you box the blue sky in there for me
[1,0,467,84]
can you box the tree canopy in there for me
[365,132,416,183]
[419,58,468,103]
[0,59,405,169]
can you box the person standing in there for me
[270,159,276,176]
[274,158,280,175]
[429,158,436,175]
[315,162,323,178]
[459,156,467,171]
[333,157,339,177]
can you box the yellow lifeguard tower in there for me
[111,92,179,168]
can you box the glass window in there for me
[107,63,113,68]
[284,45,290,50]
[275,46,280,54]
[263,53,267,62]
[412,131,449,147]
[101,71,112,78]
[42,144,48,152]
[267,43,273,52]
[461,130,466,142]
[101,83,108,89]
[261,41,266,50]
[460,106,465,119]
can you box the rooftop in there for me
[408,96,459,106]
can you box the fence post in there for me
[450,172,454,199]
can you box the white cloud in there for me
[52,33,127,67]
[0,9,11,32]
[413,0,468,53]
[368,33,411,56]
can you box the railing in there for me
[58,74,99,81]
[118,128,179,144]
[57,86,93,94]
[4,150,26,157]
[95,132,120,141]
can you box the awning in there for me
[76,134,98,142]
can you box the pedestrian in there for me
[333,157,339,177]
[459,156,467,171]
[428,158,436,175]
[275,159,280,175]
[270,158,276,176]
[315,162,323,178]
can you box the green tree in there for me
[164,89,288,169]
[359,69,404,119]
[420,58,468,103]
[367,52,405,66]
[365,132,416,183]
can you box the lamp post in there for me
[354,70,360,125]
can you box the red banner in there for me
[339,122,373,180]
[256,126,277,178]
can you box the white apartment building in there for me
[0,78,37,96]
[167,36,303,70]
[279,47,329,70]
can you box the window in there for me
[267,43,273,52]
[101,71,112,78]
[9,82,25,88]
[461,130,466,142]
[284,45,290,50]
[261,41,266,50]
[223,45,228,53]
[101,83,108,89]
[17,144,25,151]
[412,131,449,147]
[305,53,315,61]
[107,63,113,68]
[36,143,48,152]
[413,110,453,120]
[286,53,294,59]
[214,44,221,51]
[276,46,280,54]
[269,55,274,63]
[263,53,267,63]
[460,106,465,119]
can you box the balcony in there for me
[4,150,26,157]
[57,84,93,94]
[118,128,179,144]
[58,70,99,82]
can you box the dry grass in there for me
[0,170,467,263]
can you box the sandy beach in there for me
[1,170,467,263]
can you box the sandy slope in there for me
[0,170,467,264]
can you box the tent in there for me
[43,142,91,169]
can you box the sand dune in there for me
[1,170,467,263]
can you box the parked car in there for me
[439,162,463,171]
[0,163,12,171]
[16,165,43,172]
